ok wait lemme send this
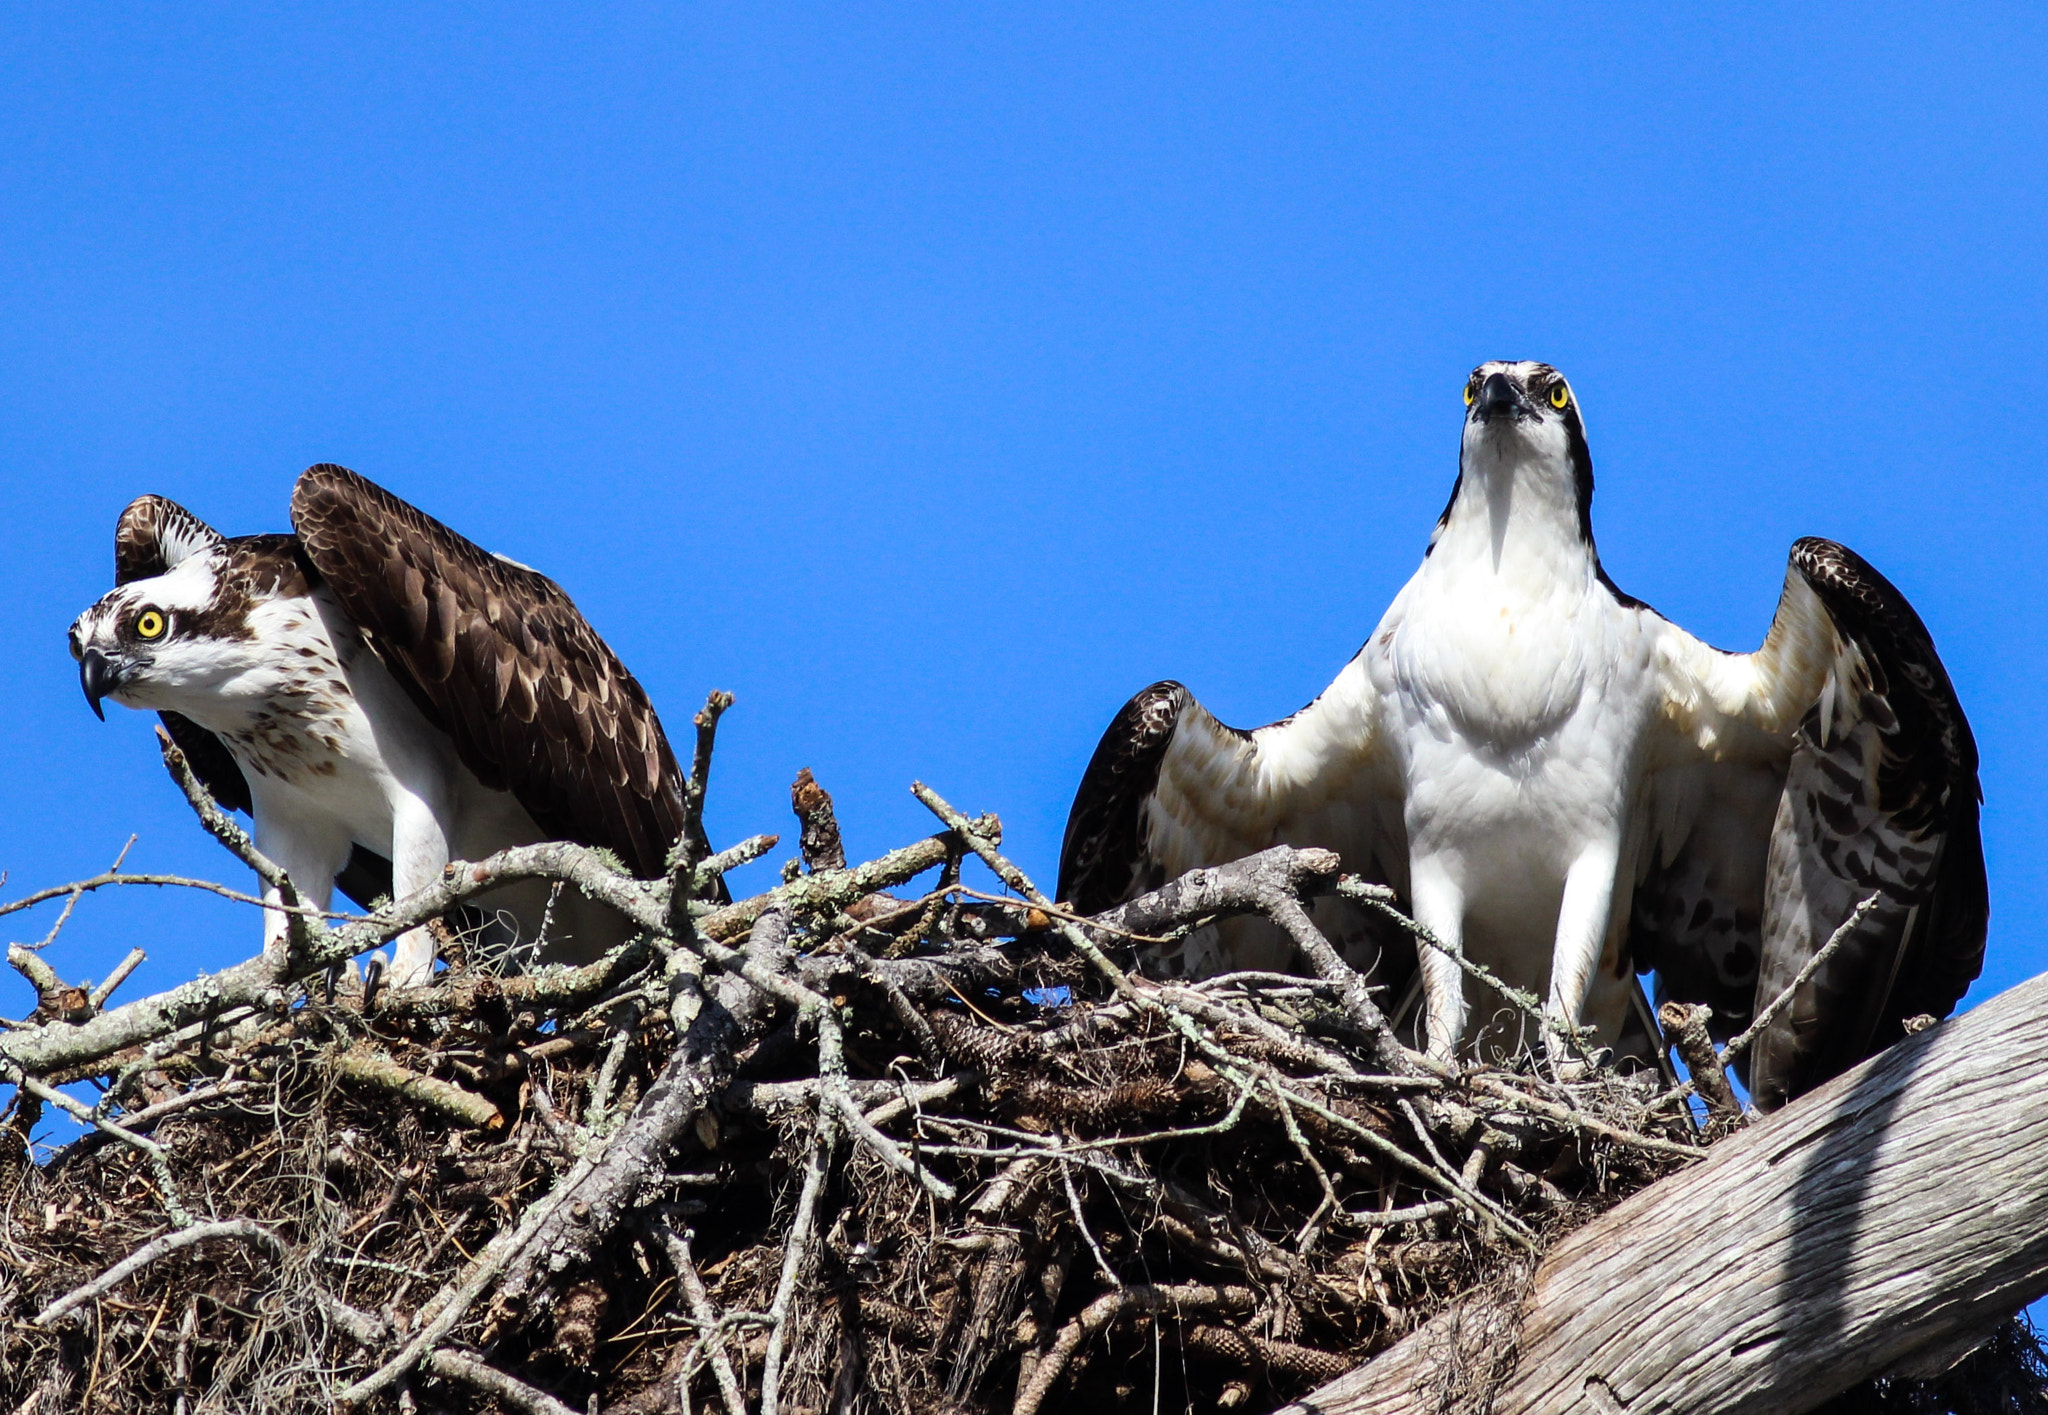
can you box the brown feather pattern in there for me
[1057,681,1191,913]
[1742,537,1987,1108]
[288,463,691,879]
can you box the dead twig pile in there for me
[0,695,2037,1414]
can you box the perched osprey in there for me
[1059,362,1986,1109]
[68,464,700,986]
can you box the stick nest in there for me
[0,717,2039,1414]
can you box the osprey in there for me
[68,464,701,986]
[1058,362,1986,1109]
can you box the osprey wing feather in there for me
[289,464,695,880]
[1058,658,1411,985]
[1640,538,1986,1107]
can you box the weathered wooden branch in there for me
[424,1348,581,1415]
[791,766,848,872]
[1276,970,2048,1415]
[1659,999,1743,1125]
[329,1047,506,1131]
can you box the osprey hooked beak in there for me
[1472,371,1530,424]
[77,646,127,721]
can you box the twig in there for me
[168,1296,198,1415]
[88,949,147,1011]
[760,1096,838,1415]
[1062,1161,1120,1286]
[423,1348,581,1415]
[586,1001,643,1129]
[3,1062,194,1227]
[1720,892,1883,1069]
[861,1074,974,1130]
[156,728,322,963]
[7,945,87,1023]
[666,689,735,922]
[1658,1001,1743,1124]
[946,886,1174,945]
[690,833,779,897]
[652,1216,748,1415]
[792,768,848,872]
[1261,891,1431,1078]
[685,691,734,858]
[1270,1078,1340,1251]
[1341,1199,1459,1228]
[0,870,346,923]
[1268,1077,1537,1248]
[695,815,1000,943]
[330,1048,506,1131]
[1466,1073,1703,1162]
[1147,983,1389,1084]
[34,1219,284,1327]
[83,1077,256,1135]
[830,1083,957,1201]
[1012,1283,1258,1415]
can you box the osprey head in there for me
[67,496,301,723]
[1429,361,1600,553]
[1461,360,1593,507]
[1462,359,1580,439]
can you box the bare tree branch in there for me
[1277,971,2048,1415]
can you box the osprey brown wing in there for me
[1744,538,1987,1109]
[1639,537,1987,1111]
[1057,680,1191,913]
[289,463,690,879]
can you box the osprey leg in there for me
[248,813,349,963]
[386,791,456,987]
[1545,839,1622,1067]
[1407,861,1469,1063]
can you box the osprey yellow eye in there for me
[135,610,166,640]
[1463,382,1476,407]
[1548,383,1570,410]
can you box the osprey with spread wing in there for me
[67,464,702,986]
[1059,363,1986,1109]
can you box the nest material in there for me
[0,737,2041,1414]
[0,957,1657,1414]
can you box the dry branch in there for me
[1658,999,1743,1126]
[1279,970,2048,1415]
[424,1348,583,1415]
[32,1219,285,1327]
[329,1049,506,1131]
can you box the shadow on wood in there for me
[1276,971,2048,1415]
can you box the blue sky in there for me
[2,6,2045,1034]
